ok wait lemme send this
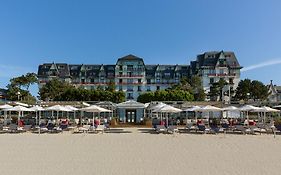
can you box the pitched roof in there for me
[196,51,242,69]
[117,54,144,63]
[38,63,70,77]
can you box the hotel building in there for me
[38,51,242,101]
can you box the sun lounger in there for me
[167,125,178,134]
[209,125,219,134]
[197,124,207,134]
[256,123,276,135]
[234,125,247,134]
[221,123,230,133]
[77,125,91,133]
[156,125,167,133]
[23,125,32,132]
[0,124,7,134]
[186,123,198,132]
[59,124,68,131]
[95,125,105,133]
[8,124,20,133]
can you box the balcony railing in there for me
[207,73,236,77]
[72,82,110,85]
[117,82,143,85]
[146,82,176,85]
[116,75,144,78]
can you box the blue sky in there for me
[0,0,281,97]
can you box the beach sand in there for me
[0,128,281,175]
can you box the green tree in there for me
[234,79,268,101]
[250,80,269,101]
[39,79,125,103]
[6,73,37,102]
[234,79,252,101]
[106,81,116,92]
[208,79,228,101]
[137,89,194,103]
[39,79,73,101]
[24,73,38,91]
[189,75,205,101]
[137,91,155,103]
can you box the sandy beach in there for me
[0,128,281,175]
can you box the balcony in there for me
[146,82,176,85]
[73,82,109,85]
[207,73,236,77]
[117,82,143,85]
[115,75,144,78]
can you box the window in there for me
[127,65,133,71]
[164,73,170,77]
[127,79,133,84]
[138,86,142,91]
[119,79,123,83]
[219,69,224,74]
[157,86,160,90]
[127,86,134,91]
[147,79,151,84]
[156,78,161,83]
[138,79,141,83]
[127,93,133,99]
[58,65,64,69]
[147,86,151,91]
[210,78,214,84]
[107,72,114,77]
[119,86,122,91]
[90,79,94,83]
[229,78,234,84]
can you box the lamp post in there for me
[247,93,250,103]
[17,91,21,101]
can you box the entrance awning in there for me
[116,100,145,109]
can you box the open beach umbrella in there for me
[222,106,239,118]
[183,106,201,121]
[238,105,262,126]
[273,105,281,108]
[199,105,222,112]
[0,104,13,125]
[82,102,91,107]
[4,105,34,127]
[30,106,45,126]
[14,102,29,107]
[149,102,167,111]
[183,106,201,112]
[80,105,111,126]
[153,105,182,127]
[0,104,13,109]
[65,105,79,121]
[253,106,280,113]
[45,105,72,125]
[222,106,238,111]
[149,102,167,120]
[253,106,280,123]
[198,105,222,124]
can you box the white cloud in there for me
[241,59,281,72]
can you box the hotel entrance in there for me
[125,109,136,123]
[116,100,145,124]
